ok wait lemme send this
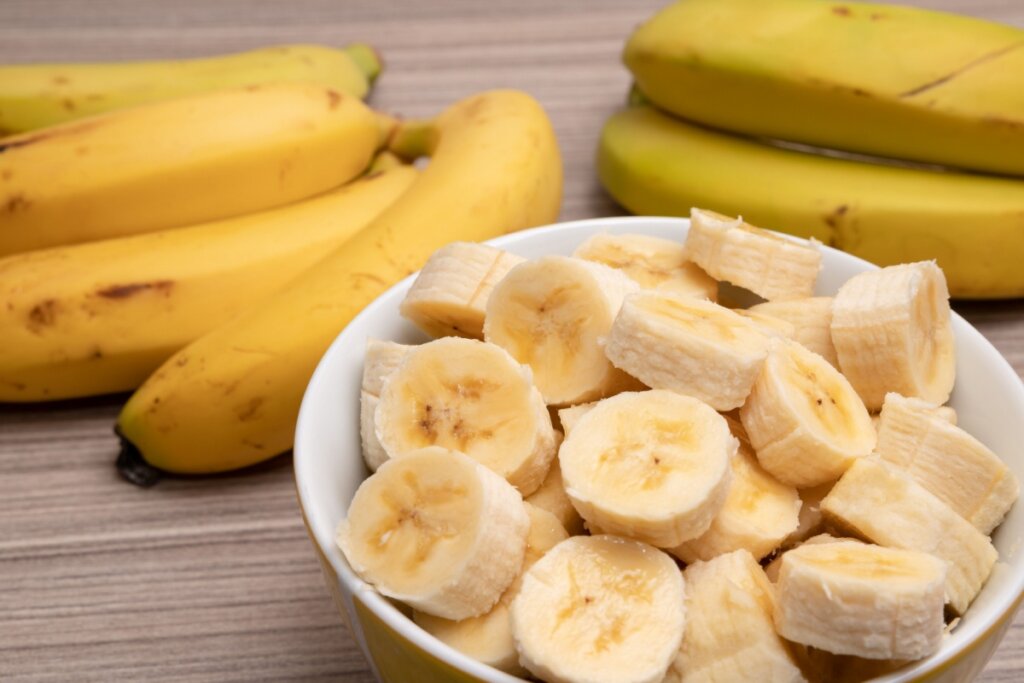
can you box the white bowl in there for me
[294,216,1024,683]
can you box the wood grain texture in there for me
[0,1,1022,680]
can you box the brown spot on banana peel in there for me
[4,193,29,213]
[236,396,265,422]
[62,98,76,112]
[1,170,12,181]
[27,299,59,331]
[326,89,342,110]
[832,6,851,16]
[0,119,104,154]
[900,41,1024,98]
[96,280,174,299]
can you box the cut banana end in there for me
[821,458,997,616]
[740,339,875,488]
[399,241,524,339]
[671,432,800,563]
[686,208,822,302]
[605,292,771,411]
[360,339,414,471]
[560,390,735,548]
[525,459,586,536]
[749,297,838,368]
[484,255,641,406]
[573,232,717,301]
[414,503,568,676]
[663,550,805,683]
[774,540,947,660]
[876,392,1017,534]
[831,261,956,411]
[511,535,685,683]
[337,447,530,620]
[375,337,556,495]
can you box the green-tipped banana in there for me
[625,0,1024,176]
[598,105,1024,299]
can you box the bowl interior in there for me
[295,216,1024,683]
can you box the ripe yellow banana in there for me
[0,82,379,257]
[598,105,1024,298]
[625,0,1024,176]
[0,43,380,135]
[0,164,417,402]
[116,90,562,481]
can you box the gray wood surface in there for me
[1,1,1022,680]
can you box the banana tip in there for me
[115,429,163,487]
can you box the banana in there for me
[337,446,529,620]
[556,401,597,436]
[875,392,1018,534]
[749,298,838,368]
[597,105,1024,299]
[0,83,380,257]
[663,550,805,683]
[559,390,735,548]
[624,0,1024,177]
[773,540,947,660]
[400,242,524,339]
[765,533,842,583]
[116,90,562,477]
[740,339,875,488]
[781,484,833,550]
[374,337,556,496]
[525,459,586,536]
[483,256,640,406]
[670,427,800,563]
[605,292,771,411]
[821,458,998,616]
[735,309,796,340]
[510,535,685,683]
[359,339,414,472]
[831,262,955,411]
[0,44,380,134]
[413,503,568,676]
[0,166,417,402]
[686,209,822,302]
[572,232,717,301]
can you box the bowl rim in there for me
[294,215,1024,683]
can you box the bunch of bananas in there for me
[0,45,563,480]
[599,0,1024,299]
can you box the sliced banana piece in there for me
[511,535,685,683]
[557,401,597,437]
[337,447,529,620]
[360,339,414,471]
[400,241,524,339]
[573,232,717,300]
[774,540,947,660]
[736,309,797,339]
[749,297,838,367]
[484,255,641,406]
[414,503,568,676]
[740,339,875,488]
[525,459,586,536]
[876,392,1017,534]
[560,390,735,548]
[671,431,800,563]
[663,550,805,683]
[605,292,771,411]
[831,261,956,411]
[821,458,997,616]
[781,483,833,549]
[765,533,844,582]
[375,337,556,495]
[686,208,821,301]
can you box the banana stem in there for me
[388,118,440,161]
[115,428,163,487]
[344,43,383,84]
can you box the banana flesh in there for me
[337,447,530,620]
[359,340,414,472]
[557,401,597,437]
[749,298,838,368]
[525,460,585,536]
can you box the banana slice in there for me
[774,540,947,660]
[573,232,717,300]
[781,483,833,549]
[831,261,956,411]
[686,208,821,301]
[414,503,568,675]
[821,458,997,616]
[605,292,771,411]
[525,459,586,536]
[510,535,685,683]
[337,447,530,620]
[484,255,641,406]
[740,339,875,488]
[400,241,524,339]
[670,432,800,563]
[360,339,414,471]
[749,297,838,367]
[735,309,797,339]
[375,337,556,496]
[559,390,735,548]
[765,533,843,582]
[876,392,1018,534]
[557,401,597,437]
[663,550,805,683]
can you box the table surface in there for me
[2,1,1023,680]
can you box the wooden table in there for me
[1,1,1022,680]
